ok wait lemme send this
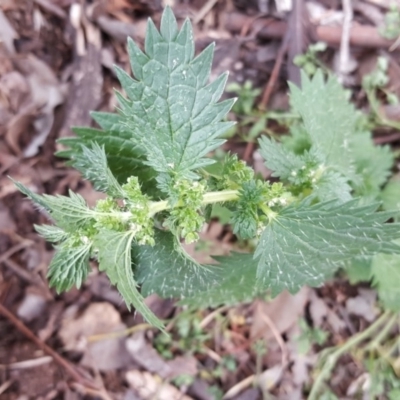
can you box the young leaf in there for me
[69,143,125,198]
[113,6,235,179]
[255,200,400,295]
[371,246,400,311]
[48,241,92,292]
[259,137,351,202]
[134,230,220,298]
[15,181,95,230]
[289,71,358,178]
[34,224,69,243]
[351,132,393,200]
[258,136,306,180]
[58,124,157,193]
[94,229,164,330]
[343,256,372,284]
[311,170,352,203]
[380,176,400,214]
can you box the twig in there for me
[0,356,52,370]
[199,305,230,329]
[70,383,114,400]
[242,142,254,162]
[0,240,33,264]
[193,0,219,25]
[2,258,52,298]
[87,322,151,342]
[389,35,400,52]
[365,313,398,352]
[33,0,67,19]
[374,132,400,144]
[338,0,353,83]
[259,308,288,366]
[259,29,290,110]
[0,380,13,396]
[225,13,397,48]
[223,374,254,399]
[0,302,98,390]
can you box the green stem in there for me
[365,313,397,353]
[308,311,392,400]
[148,189,239,217]
[367,90,400,131]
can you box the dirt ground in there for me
[1,0,400,399]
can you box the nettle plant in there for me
[16,7,400,329]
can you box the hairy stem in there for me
[148,189,239,217]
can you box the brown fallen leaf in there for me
[59,302,131,371]
[0,9,18,53]
[308,290,345,333]
[250,288,309,342]
[0,71,29,112]
[345,288,378,323]
[126,331,198,380]
[4,55,66,157]
[17,286,48,322]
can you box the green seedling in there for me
[293,41,328,77]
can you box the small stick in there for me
[193,0,219,25]
[0,356,52,370]
[0,380,13,396]
[259,30,290,110]
[259,307,288,366]
[338,0,353,83]
[374,132,400,144]
[0,240,33,264]
[0,302,98,390]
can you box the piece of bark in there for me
[59,6,103,138]
[287,0,310,85]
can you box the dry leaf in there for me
[345,289,378,322]
[126,331,198,380]
[59,302,131,370]
[250,288,309,341]
[125,370,194,400]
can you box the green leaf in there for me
[15,181,95,230]
[372,244,400,311]
[311,170,352,203]
[343,256,372,284]
[289,71,358,177]
[94,229,164,330]
[351,132,393,200]
[380,175,400,212]
[57,124,157,194]
[134,230,219,298]
[70,143,125,198]
[34,224,69,243]
[231,180,266,240]
[210,204,232,224]
[58,6,235,190]
[258,135,305,180]
[113,6,235,179]
[181,253,267,308]
[255,200,400,295]
[281,124,311,155]
[48,241,92,291]
[259,136,351,202]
